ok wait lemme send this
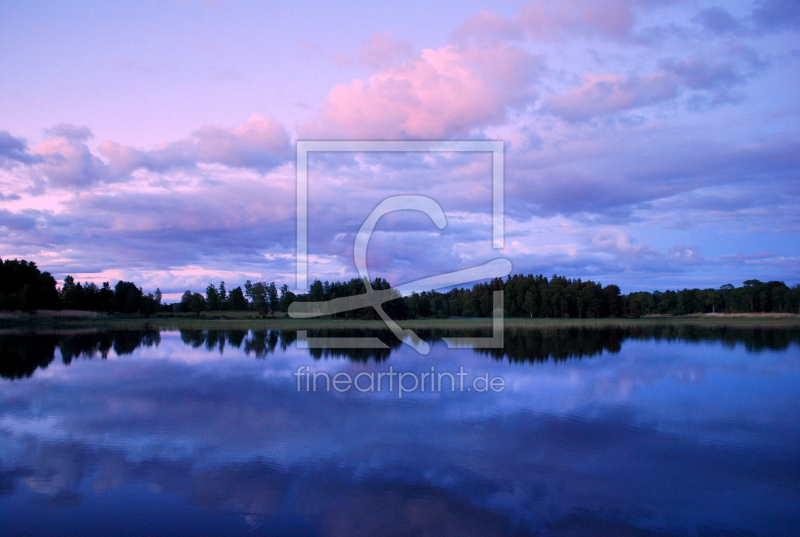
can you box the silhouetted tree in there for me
[112,281,142,313]
[218,281,227,310]
[0,258,60,311]
[179,290,206,313]
[279,284,295,312]
[227,286,248,310]
[206,283,221,311]
[245,280,272,314]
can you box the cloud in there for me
[1,1,797,292]
[554,229,705,274]
[100,114,292,175]
[504,127,800,222]
[693,7,741,36]
[516,0,642,41]
[453,0,679,43]
[192,115,291,168]
[0,163,299,292]
[692,1,800,36]
[33,131,109,189]
[661,57,744,91]
[304,42,539,139]
[43,124,93,142]
[450,9,524,42]
[357,31,415,69]
[71,179,294,236]
[0,209,38,231]
[19,115,292,191]
[454,1,800,46]
[97,139,196,177]
[751,0,800,32]
[0,131,43,166]
[542,47,769,122]
[542,72,678,121]
[666,244,704,265]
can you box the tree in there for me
[179,290,193,312]
[227,286,248,310]
[309,280,324,302]
[61,275,79,309]
[793,284,800,314]
[188,293,206,313]
[179,290,206,313]
[113,281,143,313]
[218,281,227,310]
[140,290,161,315]
[98,282,114,312]
[267,282,279,313]
[206,284,221,311]
[245,280,271,314]
[522,290,537,318]
[742,279,762,312]
[0,258,60,311]
[601,285,622,317]
[279,284,295,312]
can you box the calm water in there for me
[1,326,799,536]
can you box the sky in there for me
[0,0,798,299]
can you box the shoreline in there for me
[1,310,798,332]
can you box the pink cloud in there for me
[303,43,539,139]
[455,0,800,44]
[358,31,414,69]
[99,114,291,176]
[191,114,291,168]
[33,134,108,189]
[43,124,93,142]
[543,72,678,121]
[26,115,291,191]
[518,0,638,40]
[98,139,195,177]
[450,9,523,42]
[453,0,672,42]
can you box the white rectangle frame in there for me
[295,140,505,290]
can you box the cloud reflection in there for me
[0,328,799,535]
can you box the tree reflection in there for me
[0,334,60,379]
[0,330,160,379]
[1,326,798,379]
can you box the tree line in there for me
[624,279,799,317]
[1,257,798,317]
[404,275,800,318]
[177,281,296,314]
[188,274,800,318]
[61,275,163,314]
[0,258,162,314]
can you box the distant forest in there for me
[1,257,799,318]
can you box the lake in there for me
[1,325,799,536]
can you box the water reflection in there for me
[1,326,799,535]
[2,325,799,380]
[480,324,800,361]
[0,330,160,380]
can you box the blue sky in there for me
[1,0,798,298]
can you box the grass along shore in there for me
[0,310,798,332]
